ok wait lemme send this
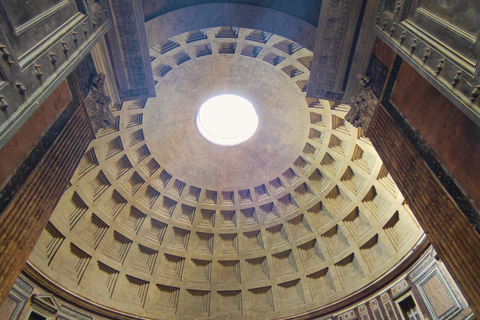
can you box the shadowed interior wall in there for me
[371,38,480,210]
[390,63,480,210]
[367,104,480,316]
[141,0,322,26]
[0,100,94,304]
[0,81,72,189]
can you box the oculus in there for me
[196,94,258,146]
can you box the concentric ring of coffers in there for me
[29,27,424,320]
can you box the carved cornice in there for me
[0,3,112,150]
[374,0,480,126]
[31,294,60,314]
[307,0,365,103]
[108,0,155,101]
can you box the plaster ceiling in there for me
[28,27,424,320]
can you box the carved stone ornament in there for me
[31,294,60,315]
[345,74,378,133]
[84,73,116,134]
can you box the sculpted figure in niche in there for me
[84,73,116,134]
[345,74,378,133]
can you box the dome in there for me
[28,27,423,319]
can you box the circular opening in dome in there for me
[196,94,259,146]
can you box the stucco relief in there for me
[84,73,116,133]
[345,74,378,133]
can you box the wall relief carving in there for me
[84,73,116,134]
[345,74,378,133]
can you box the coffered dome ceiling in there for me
[29,27,424,319]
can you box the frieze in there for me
[390,279,410,299]
[307,0,364,103]
[108,0,155,101]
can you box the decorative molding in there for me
[390,279,410,299]
[408,245,436,281]
[307,0,365,102]
[84,73,116,134]
[373,0,480,126]
[14,1,70,36]
[339,309,357,320]
[4,278,31,320]
[91,38,121,106]
[58,305,93,320]
[0,8,112,150]
[31,294,61,315]
[345,74,378,133]
[412,265,462,320]
[108,0,155,102]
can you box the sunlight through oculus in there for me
[196,94,259,146]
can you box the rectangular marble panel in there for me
[414,264,462,320]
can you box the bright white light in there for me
[196,94,258,146]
